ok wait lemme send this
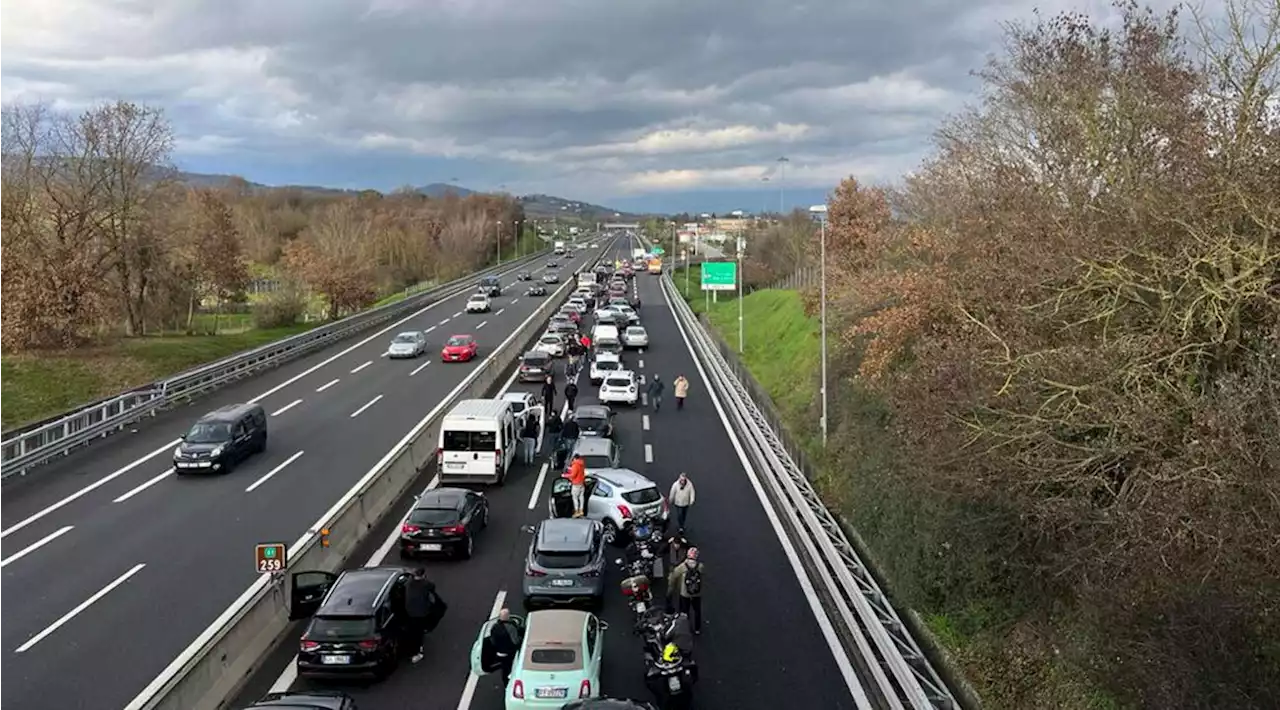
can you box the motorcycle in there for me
[623,515,664,579]
[638,611,697,710]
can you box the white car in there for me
[590,242,599,248]
[387,331,428,358]
[534,332,567,358]
[599,370,639,405]
[466,294,491,313]
[614,305,639,324]
[589,351,622,385]
[594,307,623,325]
[621,325,648,349]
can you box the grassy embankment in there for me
[1,229,547,429]
[668,266,1117,710]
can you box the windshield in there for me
[408,507,460,526]
[442,430,498,451]
[605,377,632,388]
[577,415,606,427]
[627,328,645,336]
[469,295,486,302]
[185,422,231,444]
[446,337,470,347]
[595,361,619,372]
[540,336,560,344]
[393,334,417,343]
[523,354,551,365]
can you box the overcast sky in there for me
[2,0,1188,213]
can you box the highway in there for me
[0,246,605,710]
[232,244,863,709]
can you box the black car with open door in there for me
[398,487,489,559]
[288,567,446,680]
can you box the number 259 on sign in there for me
[255,543,288,573]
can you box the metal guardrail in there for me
[1,250,553,480]
[660,270,958,710]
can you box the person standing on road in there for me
[667,548,705,634]
[647,374,665,411]
[541,375,556,414]
[405,568,444,663]
[488,608,524,685]
[674,375,690,411]
[564,380,579,412]
[520,415,539,464]
[559,416,580,466]
[668,473,696,530]
[564,454,587,517]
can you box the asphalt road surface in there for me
[233,249,863,709]
[0,246,607,710]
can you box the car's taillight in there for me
[358,639,379,650]
[300,640,319,651]
[617,504,632,519]
[579,679,592,698]
[401,524,420,534]
[495,450,502,471]
[443,524,466,535]
[526,566,547,577]
[513,680,525,699]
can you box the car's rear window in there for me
[530,648,577,664]
[582,455,613,469]
[443,430,498,450]
[622,486,662,505]
[605,377,631,388]
[595,361,619,372]
[523,354,551,365]
[535,550,593,568]
[408,507,460,526]
[309,616,374,639]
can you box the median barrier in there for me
[123,242,611,710]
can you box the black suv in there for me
[173,403,267,474]
[479,275,503,296]
[245,691,357,709]
[289,567,447,680]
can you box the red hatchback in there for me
[441,334,478,362]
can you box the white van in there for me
[437,399,520,485]
[592,324,623,357]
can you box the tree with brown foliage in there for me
[741,210,816,288]
[817,1,1280,707]
[169,188,249,332]
[283,199,378,320]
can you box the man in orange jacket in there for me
[563,454,587,517]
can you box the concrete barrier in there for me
[123,243,612,710]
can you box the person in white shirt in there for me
[668,473,696,530]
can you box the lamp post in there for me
[737,236,745,353]
[809,204,829,447]
[777,156,789,214]
[495,220,503,264]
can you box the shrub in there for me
[252,290,306,329]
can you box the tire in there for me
[459,532,474,560]
[602,520,622,547]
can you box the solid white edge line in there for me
[15,563,147,653]
[315,378,340,392]
[249,250,613,697]
[0,525,74,568]
[244,451,306,493]
[350,361,373,374]
[659,276,873,708]
[644,443,654,463]
[271,399,303,417]
[456,590,508,710]
[349,394,384,418]
[113,468,175,503]
[410,360,432,376]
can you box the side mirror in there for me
[178,434,186,441]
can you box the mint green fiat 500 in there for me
[470,609,608,709]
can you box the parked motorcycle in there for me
[623,514,664,579]
[638,611,697,710]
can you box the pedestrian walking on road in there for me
[404,568,447,662]
[668,473,696,530]
[541,375,556,414]
[667,548,705,634]
[674,375,690,411]
[488,608,524,684]
[564,381,579,412]
[559,416,580,465]
[520,415,539,464]
[647,374,665,411]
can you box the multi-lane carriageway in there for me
[2,237,863,710]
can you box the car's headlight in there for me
[173,446,183,458]
[211,446,225,457]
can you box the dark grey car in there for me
[522,518,607,610]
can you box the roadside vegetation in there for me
[0,101,541,428]
[676,2,1280,708]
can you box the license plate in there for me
[321,655,351,665]
[535,687,569,699]
[549,578,574,586]
[446,462,464,468]
[176,462,195,468]
[419,543,443,551]
[667,676,682,692]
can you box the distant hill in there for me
[172,172,642,220]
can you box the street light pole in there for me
[810,204,829,447]
[496,220,503,264]
[737,236,745,353]
[777,156,789,215]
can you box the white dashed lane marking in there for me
[350,361,372,374]
[350,395,383,418]
[316,378,340,392]
[271,399,302,417]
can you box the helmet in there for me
[661,642,681,663]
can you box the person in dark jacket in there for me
[520,416,539,464]
[647,374,665,411]
[557,416,580,469]
[488,608,524,684]
[404,568,445,662]
[541,375,556,413]
[564,381,579,411]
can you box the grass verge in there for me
[667,270,1123,710]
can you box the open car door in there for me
[527,404,547,455]
[469,615,527,676]
[289,571,338,620]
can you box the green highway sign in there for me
[652,246,665,255]
[701,261,737,291]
